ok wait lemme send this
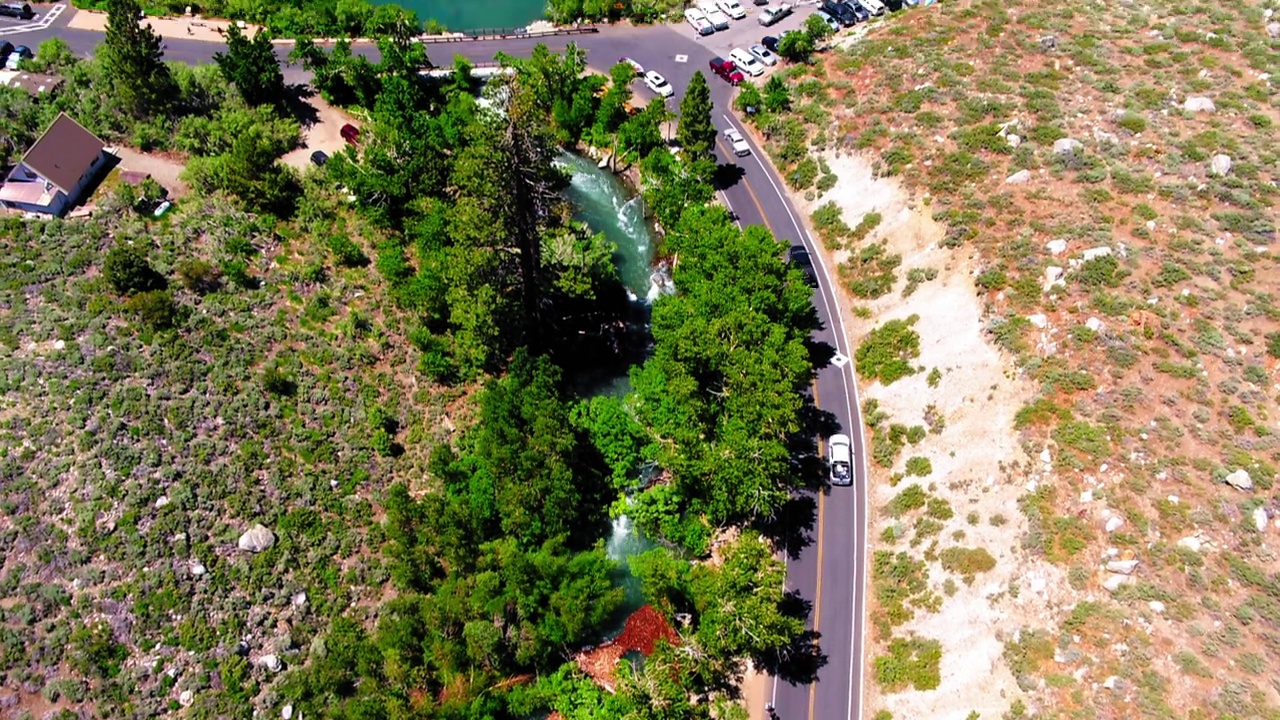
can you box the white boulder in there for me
[1209,154,1232,177]
[1224,469,1253,491]
[282,706,294,720]
[1027,313,1048,329]
[1105,516,1124,533]
[1082,246,1112,261]
[1177,536,1202,552]
[1006,134,1022,149]
[1005,169,1032,184]
[1046,239,1067,255]
[258,654,283,672]
[1053,138,1083,156]
[1105,559,1139,575]
[1085,317,1105,333]
[1183,96,1216,113]
[1149,600,1166,613]
[1254,505,1269,531]
[1103,574,1134,592]
[237,524,276,553]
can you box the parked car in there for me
[685,7,715,35]
[643,70,675,97]
[748,43,778,66]
[152,200,173,218]
[858,0,887,15]
[815,10,840,32]
[728,48,765,77]
[310,150,329,167]
[847,1,871,22]
[619,56,644,75]
[4,45,31,71]
[885,0,904,10]
[708,56,745,85]
[828,433,852,486]
[789,246,819,287]
[0,41,13,63]
[822,0,858,25]
[716,0,747,19]
[0,3,33,19]
[340,123,360,145]
[753,0,769,4]
[699,2,731,30]
[724,127,750,156]
[761,35,780,53]
[758,3,792,26]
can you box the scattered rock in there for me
[292,592,307,607]
[1043,266,1065,291]
[1209,154,1232,177]
[1103,675,1120,692]
[1005,168,1032,184]
[282,706,294,720]
[1177,536,1203,552]
[1224,469,1253,491]
[189,560,206,577]
[180,690,194,707]
[1254,506,1269,531]
[1052,137,1083,156]
[258,654,283,672]
[1080,490,1093,503]
[155,496,170,509]
[53,340,65,350]
[1006,133,1022,149]
[1268,22,1280,39]
[1046,239,1067,255]
[1027,313,1048,329]
[237,524,276,553]
[1167,495,1179,505]
[1103,574,1134,592]
[1092,128,1118,145]
[1149,600,1166,614]
[1040,448,1052,465]
[1105,516,1124,533]
[1082,246,1112,261]
[1106,559,1139,575]
[1039,35,1057,50]
[1085,317,1105,333]
[1183,96,1216,113]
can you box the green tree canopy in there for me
[677,70,715,162]
[214,24,286,107]
[99,0,175,117]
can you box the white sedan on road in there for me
[724,127,750,156]
[643,70,675,98]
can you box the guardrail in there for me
[419,25,600,44]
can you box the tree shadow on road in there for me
[712,161,746,191]
[755,591,828,685]
[754,493,817,561]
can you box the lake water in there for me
[381,0,548,31]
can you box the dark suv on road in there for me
[789,246,819,287]
[709,56,745,85]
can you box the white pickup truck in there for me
[685,7,715,35]
[758,3,793,26]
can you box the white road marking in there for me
[831,352,850,368]
[723,111,867,720]
[674,53,688,63]
[0,3,66,37]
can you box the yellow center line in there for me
[808,380,827,720]
[712,141,779,238]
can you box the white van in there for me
[716,0,747,19]
[858,0,887,16]
[685,8,715,35]
[699,2,732,30]
[728,48,765,77]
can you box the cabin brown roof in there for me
[20,113,104,193]
[0,70,64,95]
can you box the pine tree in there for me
[214,25,285,108]
[100,0,175,117]
[676,70,716,162]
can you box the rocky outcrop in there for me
[237,524,276,553]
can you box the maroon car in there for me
[709,57,745,85]
[340,123,360,146]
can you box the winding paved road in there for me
[18,9,870,720]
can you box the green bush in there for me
[1076,254,1121,287]
[103,245,165,295]
[874,636,942,692]
[126,290,182,331]
[904,456,933,477]
[787,157,820,190]
[975,267,1008,290]
[328,235,368,267]
[842,243,901,299]
[852,212,883,241]
[939,547,997,576]
[1116,111,1148,133]
[1151,261,1191,288]
[856,316,921,385]
[886,484,927,517]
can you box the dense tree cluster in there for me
[77,0,425,39]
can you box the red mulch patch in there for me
[615,605,681,655]
[573,605,681,691]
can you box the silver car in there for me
[749,43,778,66]
[829,434,852,486]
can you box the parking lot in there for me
[0,3,66,37]
[668,2,822,59]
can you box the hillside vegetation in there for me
[738,0,1278,716]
